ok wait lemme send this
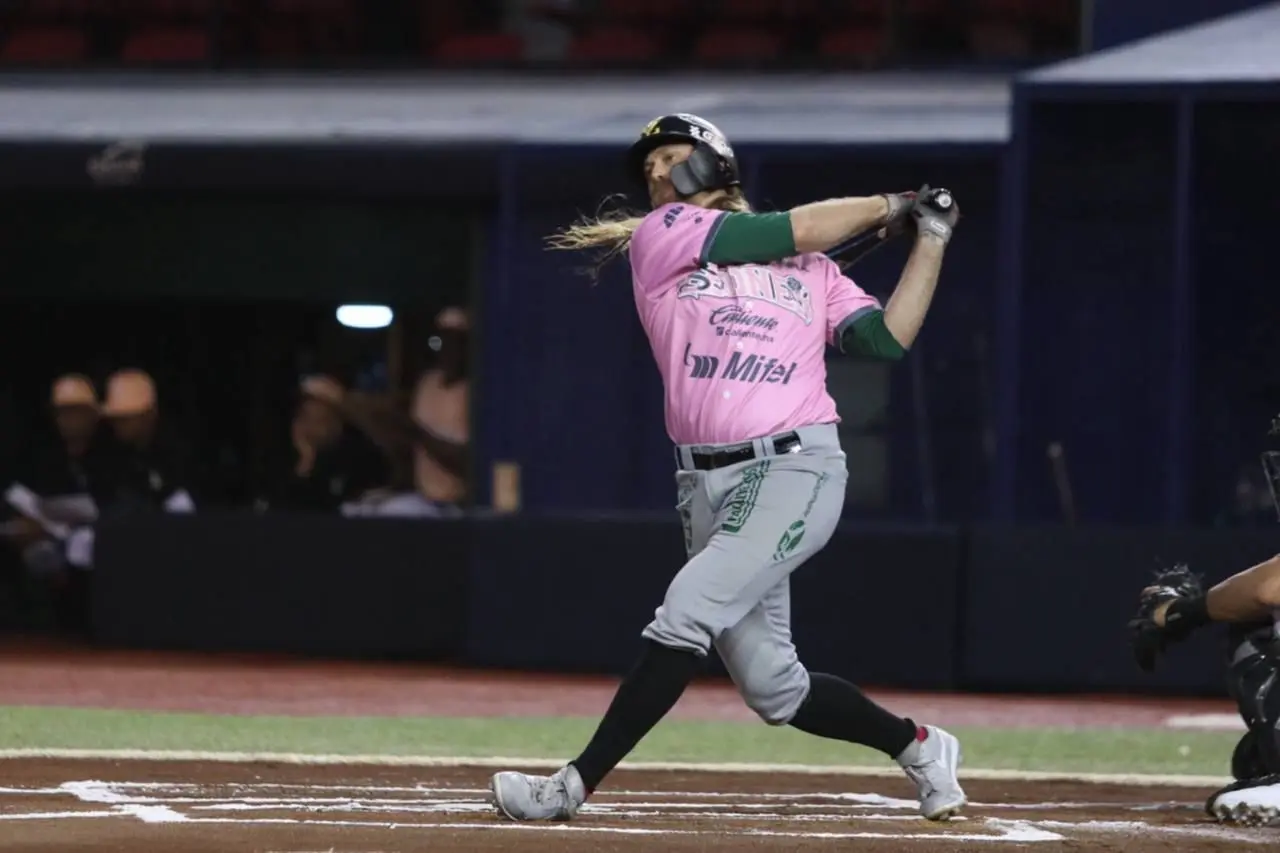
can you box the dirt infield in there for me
[0,758,1273,852]
[0,643,1239,727]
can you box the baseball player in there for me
[489,114,965,823]
[1129,415,1280,826]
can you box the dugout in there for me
[995,3,1280,527]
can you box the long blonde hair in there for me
[546,188,752,283]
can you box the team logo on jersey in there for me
[676,265,814,325]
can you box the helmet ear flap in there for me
[670,144,734,198]
[669,145,718,197]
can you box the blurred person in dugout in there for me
[0,375,109,636]
[52,369,201,588]
[256,374,390,512]
[342,306,470,518]
[93,368,199,517]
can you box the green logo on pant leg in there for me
[771,472,828,561]
[773,520,806,561]
[720,460,769,534]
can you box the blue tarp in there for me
[994,2,1280,526]
[1027,1,1280,85]
[0,71,1011,144]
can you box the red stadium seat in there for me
[838,0,890,23]
[819,26,885,63]
[418,0,466,48]
[716,0,824,26]
[434,32,524,64]
[253,19,307,59]
[599,0,689,24]
[0,26,88,63]
[125,0,215,19]
[967,22,1032,58]
[568,28,661,63]
[120,26,211,62]
[694,28,783,63]
[22,0,91,21]
[972,0,1029,20]
[264,0,350,12]
[901,0,948,16]
[1036,0,1078,25]
[718,0,788,23]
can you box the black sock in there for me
[788,672,920,758]
[571,640,703,792]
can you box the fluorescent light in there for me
[336,304,393,329]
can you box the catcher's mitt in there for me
[1128,563,1205,672]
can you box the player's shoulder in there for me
[636,203,725,239]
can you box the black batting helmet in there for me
[626,113,741,201]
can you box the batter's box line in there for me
[0,748,1231,789]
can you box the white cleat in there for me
[1207,775,1280,827]
[897,725,967,821]
[490,764,587,822]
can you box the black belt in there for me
[679,431,802,472]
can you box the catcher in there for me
[1129,416,1280,827]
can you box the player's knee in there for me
[642,601,712,656]
[641,575,720,654]
[740,661,810,726]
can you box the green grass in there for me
[0,706,1242,777]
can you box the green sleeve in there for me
[700,211,797,266]
[838,309,906,361]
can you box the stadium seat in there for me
[126,0,215,19]
[1035,0,1078,25]
[599,0,690,25]
[23,0,86,20]
[837,0,889,23]
[0,26,88,63]
[120,26,211,62]
[967,21,1032,58]
[434,31,524,65]
[694,28,783,64]
[418,0,466,48]
[252,19,307,60]
[567,27,661,63]
[263,0,350,12]
[818,26,885,64]
[972,0,1029,20]
[716,0,793,22]
[901,0,949,16]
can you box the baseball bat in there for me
[825,224,906,268]
[1047,441,1077,526]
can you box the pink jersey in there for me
[629,202,882,446]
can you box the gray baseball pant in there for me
[642,422,847,725]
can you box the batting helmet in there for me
[626,113,741,201]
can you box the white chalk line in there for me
[2,777,1268,845]
[1165,714,1247,731]
[0,748,1231,789]
[0,782,1205,814]
[31,782,1201,812]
